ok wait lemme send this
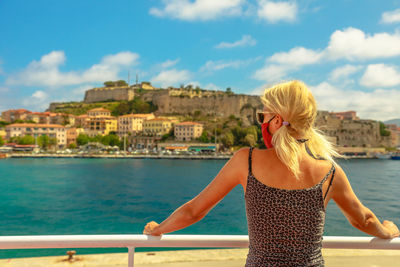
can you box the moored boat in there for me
[391,153,400,160]
[374,153,391,159]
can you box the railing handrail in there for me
[0,234,399,250]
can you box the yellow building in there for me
[85,116,117,137]
[118,113,155,136]
[143,118,172,137]
[174,122,203,141]
[87,108,111,117]
[0,129,6,139]
[141,82,155,90]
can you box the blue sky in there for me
[0,0,399,121]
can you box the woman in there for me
[143,80,399,266]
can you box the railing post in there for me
[128,246,135,267]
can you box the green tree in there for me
[20,135,35,145]
[38,135,50,149]
[101,134,120,147]
[231,126,247,145]
[68,143,77,149]
[116,80,128,87]
[77,133,90,146]
[0,136,4,146]
[49,137,57,148]
[112,102,130,116]
[90,135,103,143]
[221,132,234,147]
[0,121,10,128]
[246,126,258,143]
[244,134,257,147]
[198,131,209,143]
[379,122,391,136]
[104,81,115,87]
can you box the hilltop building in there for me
[174,122,203,141]
[316,111,381,147]
[330,111,359,120]
[87,108,111,117]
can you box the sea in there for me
[0,157,399,259]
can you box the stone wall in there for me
[316,111,383,147]
[147,90,263,126]
[84,87,134,103]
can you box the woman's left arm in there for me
[143,148,249,236]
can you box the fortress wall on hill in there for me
[84,87,134,103]
[150,91,263,126]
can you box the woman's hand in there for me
[382,220,400,239]
[143,221,162,236]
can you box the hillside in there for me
[384,118,400,127]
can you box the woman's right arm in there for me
[330,165,399,239]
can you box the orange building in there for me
[1,109,31,122]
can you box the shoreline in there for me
[7,153,231,160]
[1,248,400,266]
[3,153,379,160]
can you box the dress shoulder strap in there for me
[323,164,336,200]
[248,147,254,176]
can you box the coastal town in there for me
[0,81,399,159]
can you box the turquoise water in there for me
[0,158,399,258]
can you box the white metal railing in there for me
[0,235,399,266]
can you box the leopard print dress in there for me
[245,147,335,267]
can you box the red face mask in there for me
[261,115,276,148]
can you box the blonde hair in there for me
[260,80,340,179]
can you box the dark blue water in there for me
[0,158,399,258]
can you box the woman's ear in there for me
[275,114,283,126]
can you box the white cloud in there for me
[253,47,322,82]
[310,82,400,121]
[329,64,362,81]
[22,90,49,111]
[253,64,289,82]
[381,8,400,24]
[360,64,400,87]
[269,47,323,66]
[71,84,96,97]
[253,27,400,82]
[257,0,298,23]
[205,83,223,91]
[32,90,48,100]
[200,59,249,72]
[325,27,400,61]
[6,51,139,87]
[151,69,192,87]
[158,58,180,69]
[0,86,9,93]
[149,0,244,21]
[215,35,257,49]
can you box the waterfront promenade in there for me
[5,153,377,159]
[1,248,400,266]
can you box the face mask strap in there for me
[266,115,276,135]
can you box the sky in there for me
[0,0,400,121]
